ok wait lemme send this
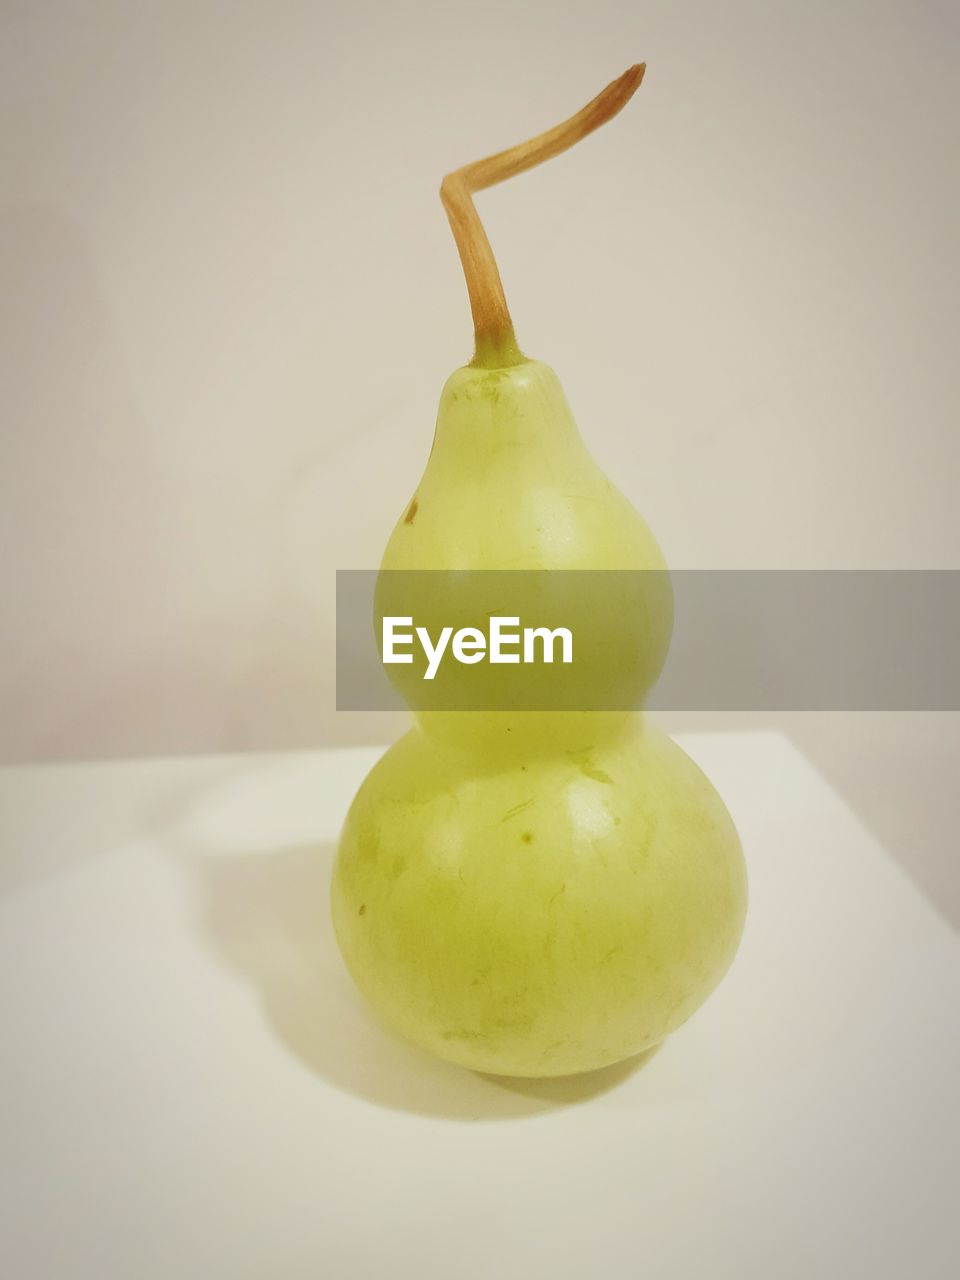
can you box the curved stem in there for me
[440,63,646,368]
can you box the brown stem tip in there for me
[440,63,647,366]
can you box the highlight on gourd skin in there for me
[331,64,748,1079]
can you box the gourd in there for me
[331,65,747,1078]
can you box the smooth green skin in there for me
[380,359,673,753]
[332,358,747,1076]
[383,359,667,574]
[333,717,746,1076]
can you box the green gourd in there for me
[332,65,747,1078]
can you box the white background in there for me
[1,3,958,913]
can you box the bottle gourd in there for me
[332,65,747,1078]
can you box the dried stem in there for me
[440,63,646,368]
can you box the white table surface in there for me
[1,732,957,1279]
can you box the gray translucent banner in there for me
[336,571,960,711]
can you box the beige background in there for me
[1,4,958,911]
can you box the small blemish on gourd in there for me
[404,498,418,524]
[570,753,614,785]
[500,797,535,823]
[520,831,534,844]
[358,903,366,916]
